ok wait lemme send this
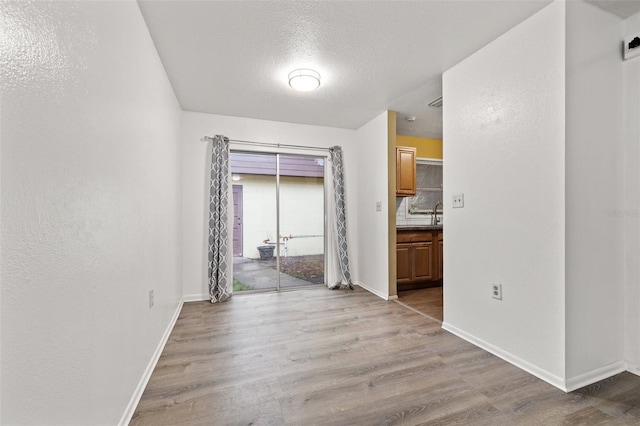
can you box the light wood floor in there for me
[131,287,640,425]
[397,287,443,322]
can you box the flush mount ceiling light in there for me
[288,69,321,91]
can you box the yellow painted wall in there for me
[396,135,443,159]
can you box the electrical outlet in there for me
[492,284,502,300]
[624,34,640,61]
[453,193,464,208]
[149,289,154,309]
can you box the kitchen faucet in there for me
[432,201,443,225]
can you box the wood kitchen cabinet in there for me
[413,242,434,281]
[396,146,416,196]
[396,229,442,290]
[437,232,443,280]
[396,243,412,284]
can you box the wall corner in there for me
[388,110,397,298]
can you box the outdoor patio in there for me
[233,255,324,291]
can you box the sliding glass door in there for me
[229,151,325,292]
[278,155,325,289]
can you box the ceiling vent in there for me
[427,96,443,108]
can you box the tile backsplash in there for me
[396,197,442,227]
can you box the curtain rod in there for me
[200,136,333,152]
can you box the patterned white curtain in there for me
[208,135,233,302]
[328,146,353,289]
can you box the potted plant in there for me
[257,243,275,260]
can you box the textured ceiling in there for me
[586,0,640,18]
[138,1,635,139]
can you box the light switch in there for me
[452,194,464,208]
[376,201,382,212]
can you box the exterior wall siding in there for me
[235,175,325,259]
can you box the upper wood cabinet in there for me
[396,146,416,196]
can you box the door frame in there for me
[229,148,329,292]
[232,184,243,257]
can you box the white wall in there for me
[354,111,390,299]
[565,1,625,386]
[279,177,325,256]
[234,175,325,258]
[234,175,277,258]
[443,2,567,385]
[181,112,358,300]
[624,11,640,375]
[1,1,182,424]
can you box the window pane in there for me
[410,163,443,213]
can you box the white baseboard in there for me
[183,293,209,302]
[353,281,392,300]
[565,361,626,392]
[442,321,567,392]
[626,360,640,375]
[626,362,640,377]
[118,299,184,426]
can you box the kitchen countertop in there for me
[397,225,443,231]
